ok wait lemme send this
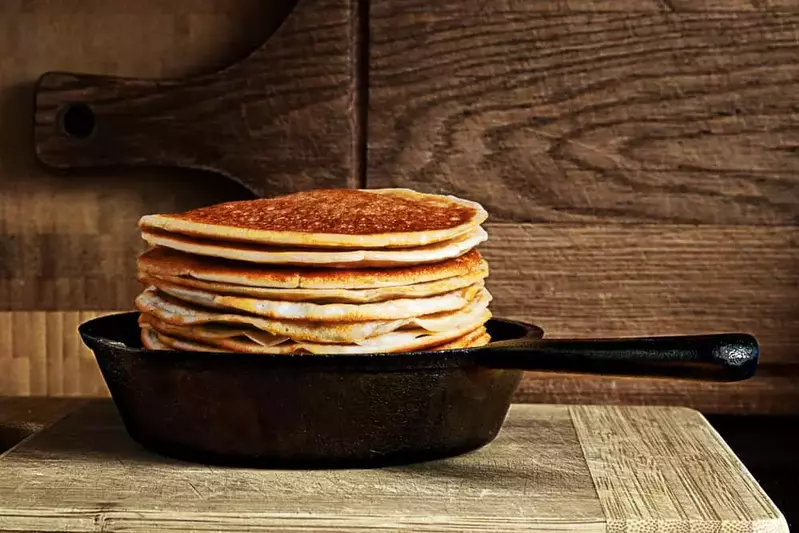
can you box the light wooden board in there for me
[0,401,785,532]
[570,406,787,532]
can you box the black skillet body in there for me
[80,312,541,468]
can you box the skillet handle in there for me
[479,333,759,382]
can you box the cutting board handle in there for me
[32,0,357,197]
[34,72,190,170]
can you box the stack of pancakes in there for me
[134,189,492,354]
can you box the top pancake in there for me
[138,188,488,249]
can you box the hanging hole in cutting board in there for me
[59,103,95,139]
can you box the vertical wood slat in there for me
[0,314,12,396]
[0,312,110,397]
[67,312,85,396]
[80,311,109,397]
[45,312,63,396]
[10,313,30,396]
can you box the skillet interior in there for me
[79,312,544,370]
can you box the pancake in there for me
[135,188,492,355]
[135,287,492,344]
[138,189,488,249]
[471,333,491,348]
[138,245,488,290]
[142,327,228,352]
[468,333,491,348]
[142,327,491,353]
[146,275,485,322]
[142,314,490,355]
[141,226,487,268]
[434,326,490,350]
[140,268,487,304]
[139,313,290,346]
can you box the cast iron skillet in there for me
[79,312,758,468]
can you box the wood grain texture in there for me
[0,401,785,532]
[571,405,787,532]
[483,223,799,414]
[33,0,359,197]
[0,402,604,532]
[0,312,108,396]
[15,0,796,13]
[482,224,799,363]
[368,5,799,224]
[517,369,799,414]
[0,175,249,310]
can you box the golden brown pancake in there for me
[139,313,289,346]
[135,287,492,344]
[138,189,488,249]
[141,326,491,353]
[146,276,486,322]
[433,326,490,350]
[140,311,490,354]
[139,269,487,304]
[140,226,487,267]
[142,316,489,355]
[138,246,488,289]
[135,188,492,355]
[141,327,226,352]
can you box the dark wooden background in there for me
[0,0,797,413]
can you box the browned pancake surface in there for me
[163,190,477,235]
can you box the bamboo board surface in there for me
[0,401,786,532]
[0,312,107,397]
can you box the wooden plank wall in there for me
[367,0,799,413]
[1,0,798,413]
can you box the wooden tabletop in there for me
[0,398,788,532]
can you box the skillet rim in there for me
[78,311,544,371]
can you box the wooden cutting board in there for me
[0,401,785,532]
[32,0,360,197]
